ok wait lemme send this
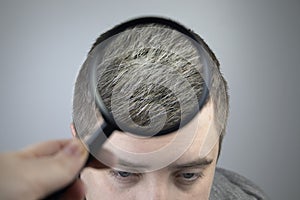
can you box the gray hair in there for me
[73,22,229,156]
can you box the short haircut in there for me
[73,20,229,157]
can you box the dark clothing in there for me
[210,168,269,200]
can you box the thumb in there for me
[31,139,88,199]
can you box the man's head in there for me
[73,17,229,199]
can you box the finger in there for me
[31,139,88,199]
[20,139,72,158]
[70,123,117,169]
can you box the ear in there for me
[70,123,77,137]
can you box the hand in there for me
[0,139,88,200]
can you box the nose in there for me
[148,186,167,200]
[144,176,169,200]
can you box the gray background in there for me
[0,0,299,199]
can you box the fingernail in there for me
[63,140,84,157]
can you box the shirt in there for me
[210,168,269,200]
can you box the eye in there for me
[117,171,132,178]
[174,171,204,186]
[109,170,141,185]
[181,173,200,180]
[182,173,195,179]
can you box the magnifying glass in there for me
[73,17,213,163]
[46,16,218,199]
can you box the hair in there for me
[73,18,229,157]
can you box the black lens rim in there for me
[91,16,211,137]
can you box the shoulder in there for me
[210,168,269,200]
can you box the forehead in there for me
[100,100,219,171]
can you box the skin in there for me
[0,139,88,200]
[80,100,220,200]
[0,101,219,200]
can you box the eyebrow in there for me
[115,159,149,171]
[168,158,213,170]
[114,157,213,171]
